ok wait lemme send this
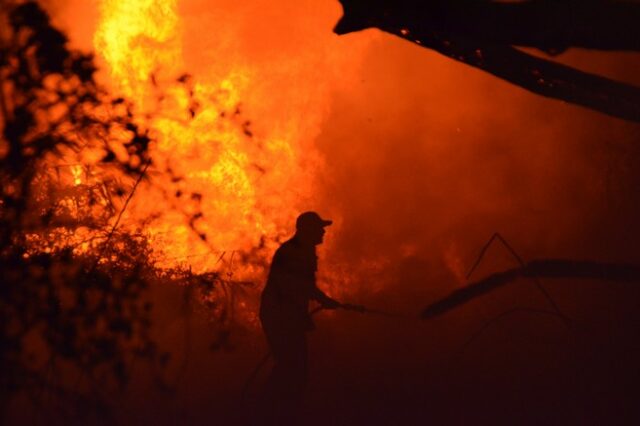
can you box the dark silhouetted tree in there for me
[0,2,164,422]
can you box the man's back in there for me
[260,237,317,332]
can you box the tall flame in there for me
[95,0,181,99]
[92,0,352,274]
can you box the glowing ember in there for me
[70,165,83,185]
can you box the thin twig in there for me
[466,233,499,280]
[90,159,151,270]
[103,160,152,248]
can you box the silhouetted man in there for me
[259,211,341,422]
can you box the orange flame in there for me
[91,0,368,276]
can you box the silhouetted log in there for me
[335,1,640,52]
[335,0,640,123]
[421,259,640,319]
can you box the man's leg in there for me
[262,328,308,423]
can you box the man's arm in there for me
[310,284,341,309]
[311,287,366,312]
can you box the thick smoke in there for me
[312,27,640,425]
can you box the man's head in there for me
[295,211,332,246]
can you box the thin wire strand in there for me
[466,232,570,327]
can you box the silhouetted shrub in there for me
[0,2,163,420]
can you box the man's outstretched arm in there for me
[311,285,341,309]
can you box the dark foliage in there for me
[0,3,260,420]
[0,1,165,421]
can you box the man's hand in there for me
[341,303,366,313]
[322,298,341,310]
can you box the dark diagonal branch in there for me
[422,259,640,319]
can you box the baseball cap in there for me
[296,211,333,229]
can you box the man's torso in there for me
[260,238,317,331]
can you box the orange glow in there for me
[40,0,640,308]
[24,2,640,421]
[88,0,369,278]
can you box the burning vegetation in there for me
[1,0,358,420]
[0,1,272,421]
